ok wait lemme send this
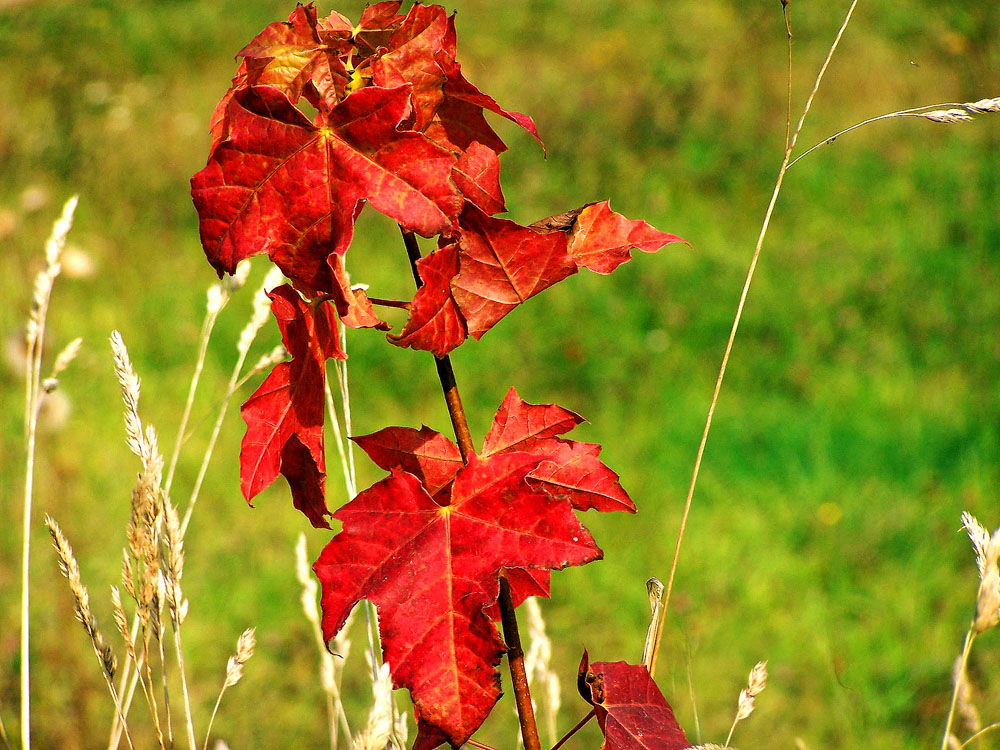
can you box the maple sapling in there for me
[192,2,686,747]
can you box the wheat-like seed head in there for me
[44,195,79,267]
[962,512,991,577]
[111,585,138,663]
[735,688,755,721]
[206,283,227,317]
[968,515,1000,634]
[921,108,974,123]
[46,515,117,680]
[747,660,768,697]
[295,533,321,626]
[224,628,257,688]
[110,331,148,459]
[965,97,1000,114]
[352,661,394,750]
[249,344,289,377]
[52,337,83,376]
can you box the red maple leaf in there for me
[240,284,343,528]
[450,205,577,341]
[578,652,689,750]
[393,202,684,356]
[387,244,468,358]
[191,83,462,296]
[314,454,601,747]
[352,387,633,616]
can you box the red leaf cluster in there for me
[315,389,634,747]
[192,1,684,356]
[578,652,689,750]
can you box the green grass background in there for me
[1,0,998,747]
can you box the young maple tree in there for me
[191,2,689,747]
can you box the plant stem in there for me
[498,574,542,750]
[651,0,860,679]
[961,721,1000,748]
[941,624,977,750]
[550,709,595,750]
[399,227,541,750]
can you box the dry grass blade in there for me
[296,533,353,748]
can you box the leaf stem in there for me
[399,226,540,750]
[367,296,411,310]
[549,708,595,750]
[651,0,861,678]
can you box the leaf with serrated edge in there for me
[567,200,686,275]
[372,3,450,131]
[314,454,601,747]
[452,142,506,215]
[191,84,461,295]
[450,206,577,341]
[578,654,689,750]
[351,425,463,496]
[240,285,343,528]
[390,244,467,357]
[481,386,584,456]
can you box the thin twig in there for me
[651,0,861,677]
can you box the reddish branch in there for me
[401,227,541,750]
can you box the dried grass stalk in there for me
[351,662,394,750]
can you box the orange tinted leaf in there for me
[452,141,506,215]
[566,200,686,274]
[237,3,351,108]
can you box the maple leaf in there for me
[450,205,577,341]
[236,3,352,109]
[452,141,506,215]
[353,387,633,621]
[388,244,468,358]
[351,425,463,497]
[578,652,689,750]
[240,285,343,528]
[314,455,601,747]
[564,200,687,274]
[191,83,462,296]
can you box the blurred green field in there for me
[1,0,998,747]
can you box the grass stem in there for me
[941,624,977,750]
[652,0,861,678]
